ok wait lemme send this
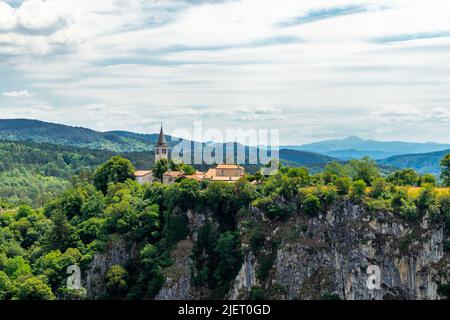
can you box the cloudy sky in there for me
[1,0,450,144]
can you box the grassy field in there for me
[407,187,450,198]
[300,186,450,198]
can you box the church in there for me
[134,125,245,185]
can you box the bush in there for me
[335,177,352,195]
[419,174,437,186]
[256,254,275,281]
[351,180,367,202]
[105,265,128,299]
[387,169,419,186]
[266,203,294,220]
[214,231,243,288]
[16,205,33,220]
[417,184,437,212]
[370,178,389,199]
[15,276,55,300]
[249,228,265,252]
[399,199,419,222]
[438,283,450,299]
[302,194,321,217]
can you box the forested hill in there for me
[378,149,450,175]
[0,140,336,206]
[0,141,153,206]
[0,119,168,152]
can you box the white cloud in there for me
[2,90,33,97]
[1,0,450,143]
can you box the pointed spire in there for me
[157,123,167,146]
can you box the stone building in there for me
[135,125,245,185]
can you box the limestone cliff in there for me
[157,200,449,300]
[230,200,449,300]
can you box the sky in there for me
[1,0,450,145]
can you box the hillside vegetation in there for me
[0,154,449,300]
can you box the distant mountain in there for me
[278,149,340,171]
[0,119,338,172]
[323,149,398,160]
[283,136,450,160]
[377,149,450,175]
[0,119,176,152]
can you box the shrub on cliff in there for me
[335,177,352,195]
[417,184,438,212]
[302,194,321,218]
[351,180,367,202]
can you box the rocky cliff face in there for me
[229,200,449,300]
[84,200,449,300]
[84,238,138,299]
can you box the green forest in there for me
[1,152,450,300]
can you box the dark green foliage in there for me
[153,159,169,181]
[163,213,188,246]
[302,194,321,217]
[105,265,128,299]
[437,283,450,299]
[192,222,218,287]
[335,177,352,195]
[351,180,367,202]
[16,205,33,219]
[93,156,135,193]
[387,169,419,186]
[249,227,265,252]
[249,287,266,300]
[370,178,390,199]
[346,157,380,185]
[419,174,437,186]
[417,184,438,212]
[321,293,341,300]
[47,210,77,252]
[213,231,243,289]
[441,154,450,186]
[256,254,275,282]
[267,202,294,220]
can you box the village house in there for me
[203,164,245,182]
[135,125,245,185]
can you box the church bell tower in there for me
[155,124,168,163]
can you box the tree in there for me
[16,205,33,220]
[181,164,196,175]
[440,154,450,186]
[153,159,169,181]
[105,265,128,299]
[419,174,437,187]
[351,180,367,202]
[302,194,321,217]
[4,256,32,279]
[213,231,243,288]
[0,271,13,299]
[47,209,75,251]
[335,177,352,195]
[346,157,380,185]
[371,178,389,199]
[417,184,438,212]
[93,156,135,193]
[14,276,55,300]
[387,169,419,186]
